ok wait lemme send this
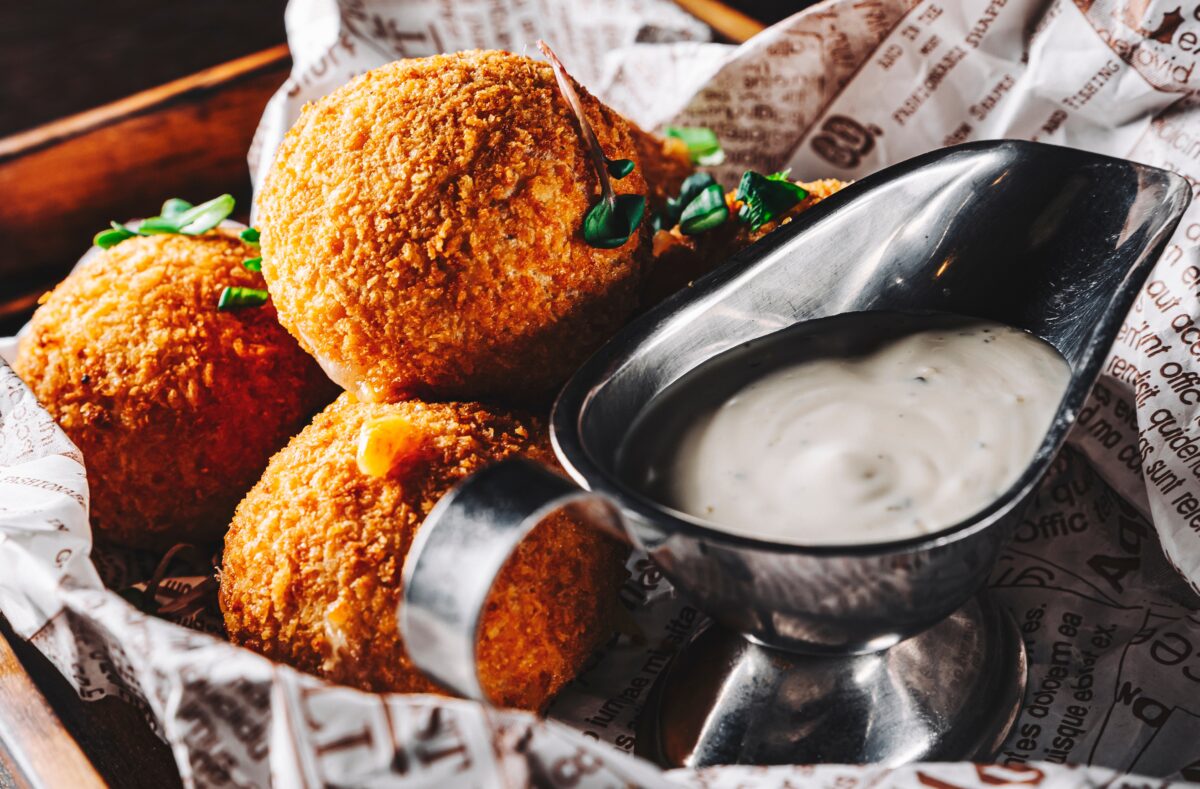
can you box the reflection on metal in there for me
[401,141,1191,766]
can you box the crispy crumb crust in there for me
[257,49,662,405]
[219,395,628,710]
[13,233,337,550]
[643,178,850,307]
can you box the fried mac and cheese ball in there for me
[14,233,336,550]
[219,395,628,710]
[257,50,657,404]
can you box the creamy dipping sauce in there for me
[618,312,1070,545]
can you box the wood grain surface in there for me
[0,617,182,789]
[0,621,103,789]
[0,3,803,785]
[0,45,291,336]
[0,0,288,138]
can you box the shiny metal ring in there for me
[399,458,625,703]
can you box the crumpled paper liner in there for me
[5,0,1200,786]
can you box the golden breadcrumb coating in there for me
[643,178,850,307]
[13,232,336,550]
[219,395,628,710]
[257,49,656,405]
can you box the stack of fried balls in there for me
[14,48,842,710]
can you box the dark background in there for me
[0,0,803,137]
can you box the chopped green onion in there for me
[242,257,262,272]
[94,194,238,250]
[174,194,236,235]
[679,184,729,235]
[736,171,808,232]
[583,194,646,249]
[605,158,635,179]
[160,198,194,219]
[239,227,260,245]
[665,126,724,165]
[217,286,269,311]
[767,169,792,182]
[94,222,136,249]
[136,216,185,235]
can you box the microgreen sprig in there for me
[655,172,722,233]
[94,195,236,250]
[665,126,725,166]
[538,40,645,250]
[736,171,808,232]
[239,227,262,271]
[606,158,635,179]
[679,183,728,235]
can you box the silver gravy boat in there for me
[399,141,1190,767]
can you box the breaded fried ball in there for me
[14,233,336,550]
[257,50,655,405]
[219,395,628,710]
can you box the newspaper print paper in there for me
[5,0,1200,786]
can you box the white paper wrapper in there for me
[6,0,1200,786]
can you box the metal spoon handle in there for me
[399,458,626,703]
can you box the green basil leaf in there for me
[583,194,646,249]
[664,126,723,165]
[679,184,729,235]
[663,172,718,229]
[678,172,717,206]
[217,286,269,311]
[736,171,808,232]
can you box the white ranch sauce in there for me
[641,321,1069,545]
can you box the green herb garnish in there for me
[736,171,808,232]
[584,194,646,249]
[679,184,728,235]
[538,40,645,250]
[239,226,262,270]
[606,158,635,179]
[94,194,236,249]
[665,126,724,166]
[652,172,729,235]
[217,286,269,311]
[160,198,194,220]
[662,173,717,227]
[94,221,137,249]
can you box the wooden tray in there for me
[0,3,769,785]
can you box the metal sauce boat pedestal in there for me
[398,141,1191,767]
